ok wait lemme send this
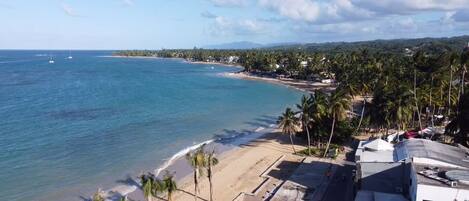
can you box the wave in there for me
[153,124,277,177]
[154,138,215,177]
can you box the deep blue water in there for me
[0,50,303,201]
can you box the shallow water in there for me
[0,50,304,201]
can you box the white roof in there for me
[354,191,408,201]
[363,139,394,151]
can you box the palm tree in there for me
[297,95,312,155]
[446,92,469,146]
[140,174,155,201]
[278,107,300,154]
[92,188,105,201]
[186,146,206,201]
[205,150,219,201]
[160,171,178,201]
[309,91,328,147]
[323,90,351,158]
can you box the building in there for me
[355,138,469,201]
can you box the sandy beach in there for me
[170,131,306,201]
[223,72,336,93]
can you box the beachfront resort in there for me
[2,1,469,201]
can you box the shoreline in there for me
[222,71,336,93]
[103,125,283,201]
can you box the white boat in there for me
[49,56,55,64]
[67,50,73,59]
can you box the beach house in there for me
[354,138,469,201]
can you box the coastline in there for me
[94,56,325,201]
[222,71,336,93]
[105,125,295,201]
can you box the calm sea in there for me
[0,50,303,201]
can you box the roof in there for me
[363,139,394,151]
[413,164,469,190]
[395,139,469,168]
[354,191,408,201]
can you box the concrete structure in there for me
[355,138,469,201]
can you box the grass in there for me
[297,144,342,159]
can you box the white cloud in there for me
[209,16,265,36]
[451,10,469,22]
[352,0,469,14]
[209,0,248,7]
[122,0,134,6]
[61,3,79,17]
[259,0,373,24]
[259,0,320,22]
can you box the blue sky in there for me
[1,0,469,49]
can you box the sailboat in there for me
[67,50,73,59]
[49,55,55,64]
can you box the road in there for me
[320,162,355,201]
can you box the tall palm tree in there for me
[160,171,178,201]
[92,188,105,201]
[205,150,219,201]
[186,147,206,201]
[278,107,300,154]
[446,92,469,146]
[297,95,312,155]
[323,90,351,158]
[309,91,328,147]
[140,174,155,201]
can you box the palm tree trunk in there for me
[414,69,423,130]
[323,114,336,158]
[289,134,297,154]
[194,170,198,201]
[305,123,312,155]
[449,65,453,116]
[168,192,173,201]
[430,76,434,127]
[462,64,466,96]
[209,167,214,201]
[355,98,366,134]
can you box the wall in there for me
[416,184,469,201]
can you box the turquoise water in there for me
[0,51,303,201]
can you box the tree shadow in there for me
[177,189,208,201]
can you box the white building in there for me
[355,138,469,201]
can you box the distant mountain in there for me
[202,41,264,49]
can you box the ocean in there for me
[0,50,304,201]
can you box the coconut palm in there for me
[297,95,313,155]
[309,90,328,147]
[205,150,219,201]
[278,107,300,154]
[160,171,178,201]
[140,174,155,201]
[186,146,206,201]
[447,92,469,146]
[92,189,105,201]
[323,90,351,158]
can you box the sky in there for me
[0,0,469,49]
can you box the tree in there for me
[92,189,105,201]
[205,150,219,201]
[446,92,469,146]
[186,146,206,201]
[323,90,351,157]
[140,174,155,201]
[278,108,300,154]
[297,95,313,155]
[160,171,178,201]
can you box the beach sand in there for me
[171,131,305,201]
[223,72,336,93]
[120,131,306,201]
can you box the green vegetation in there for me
[116,35,469,151]
[185,144,219,201]
[278,108,300,154]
